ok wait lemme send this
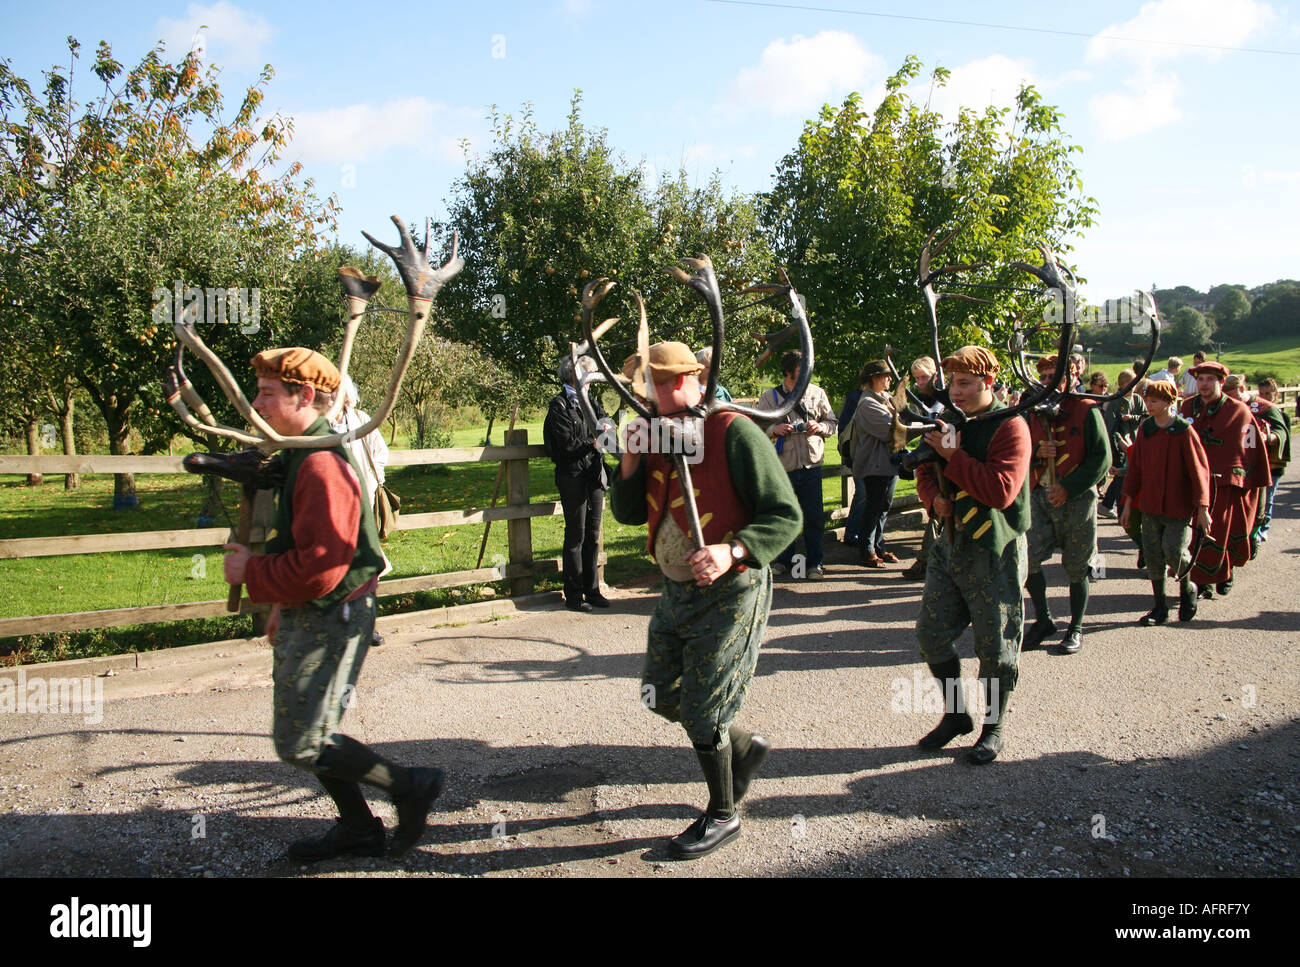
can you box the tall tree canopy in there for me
[761,56,1098,394]
[0,38,334,505]
[437,93,778,404]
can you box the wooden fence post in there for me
[505,428,534,597]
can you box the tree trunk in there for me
[24,419,42,487]
[61,393,79,490]
[108,416,138,509]
[483,414,495,446]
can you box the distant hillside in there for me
[1088,335,1300,387]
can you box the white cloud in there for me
[286,98,481,165]
[723,30,885,117]
[918,54,1037,120]
[1087,0,1277,68]
[1089,70,1183,140]
[1085,1,1275,142]
[155,2,274,71]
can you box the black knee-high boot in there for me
[669,741,742,859]
[1140,579,1168,625]
[918,658,974,749]
[1023,572,1056,649]
[1067,578,1090,633]
[1178,576,1197,622]
[967,677,1013,765]
[316,734,445,857]
[728,724,771,803]
[315,734,413,795]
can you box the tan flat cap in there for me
[251,347,341,392]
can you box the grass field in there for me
[1087,335,1300,387]
[1,417,908,663]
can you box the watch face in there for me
[731,541,744,560]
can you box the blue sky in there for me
[7,0,1299,304]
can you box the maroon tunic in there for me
[1028,396,1095,490]
[1179,393,1272,584]
[1122,416,1210,518]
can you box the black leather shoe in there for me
[918,712,975,749]
[1022,619,1057,651]
[1178,588,1198,622]
[1138,607,1168,626]
[565,599,593,613]
[1055,629,1083,655]
[390,767,445,857]
[288,817,385,861]
[371,632,385,646]
[668,811,741,859]
[1216,580,1233,597]
[584,592,612,608]
[900,561,926,581]
[732,734,771,802]
[1197,585,1213,600]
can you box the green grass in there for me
[1,417,906,664]
[1088,334,1300,387]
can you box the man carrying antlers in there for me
[1022,354,1112,656]
[222,348,444,861]
[914,347,1032,765]
[609,341,801,858]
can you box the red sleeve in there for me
[1122,437,1143,503]
[916,462,938,514]
[245,451,361,605]
[945,417,1031,510]
[1186,430,1211,508]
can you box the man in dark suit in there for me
[544,355,612,612]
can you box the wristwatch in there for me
[729,540,746,562]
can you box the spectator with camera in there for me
[758,350,837,580]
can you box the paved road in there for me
[1,478,1297,878]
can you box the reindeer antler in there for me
[918,227,991,397]
[574,256,816,549]
[163,215,462,453]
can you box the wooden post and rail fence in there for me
[4,384,1296,643]
[0,429,578,639]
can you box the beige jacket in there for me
[757,383,837,471]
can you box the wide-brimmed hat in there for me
[621,341,704,396]
[861,359,890,381]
